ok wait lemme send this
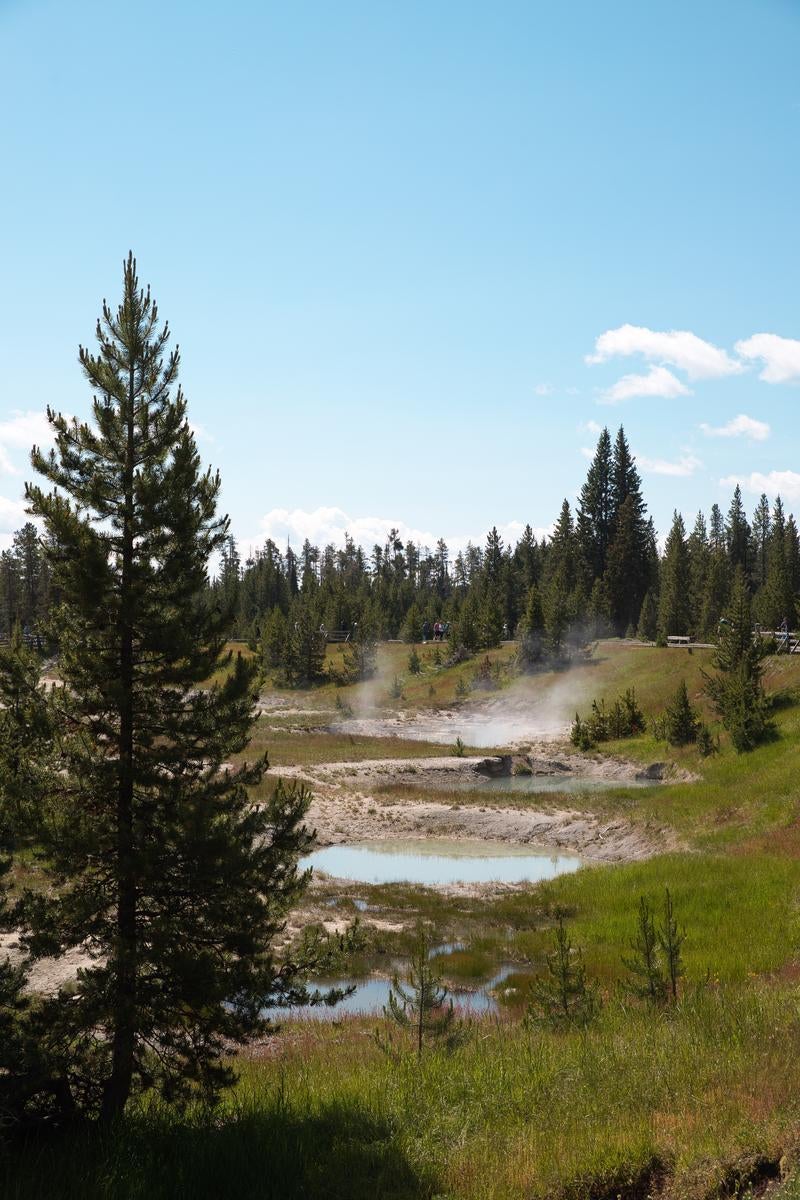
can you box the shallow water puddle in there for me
[302,838,581,885]
[289,963,521,1020]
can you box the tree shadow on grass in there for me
[1,1102,437,1200]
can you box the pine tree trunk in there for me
[100,364,137,1124]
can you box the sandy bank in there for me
[273,752,681,865]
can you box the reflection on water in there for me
[302,838,581,886]
[288,963,522,1021]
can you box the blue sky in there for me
[1,0,799,557]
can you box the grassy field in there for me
[4,986,800,1200]
[6,638,800,1198]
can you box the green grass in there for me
[5,986,800,1200]
[242,727,498,771]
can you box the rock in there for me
[473,755,513,778]
[636,762,668,781]
[527,757,571,775]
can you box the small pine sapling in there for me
[570,714,594,751]
[696,723,718,757]
[408,648,422,675]
[664,680,699,746]
[702,570,772,752]
[623,896,668,1005]
[587,699,609,743]
[659,888,686,1003]
[381,924,456,1058]
[621,689,646,735]
[526,916,599,1030]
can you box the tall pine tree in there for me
[21,256,315,1123]
[576,427,612,584]
[658,512,691,639]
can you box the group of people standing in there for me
[422,620,449,642]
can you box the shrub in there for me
[697,723,718,756]
[664,680,700,746]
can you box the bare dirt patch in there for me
[274,751,679,865]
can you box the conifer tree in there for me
[605,493,648,634]
[751,493,771,590]
[700,534,731,641]
[0,634,61,1125]
[658,512,691,639]
[262,606,288,670]
[449,596,480,656]
[703,568,771,751]
[664,680,699,746]
[546,500,578,594]
[785,516,800,596]
[725,485,750,577]
[383,924,455,1058]
[759,497,794,630]
[526,916,599,1030]
[577,428,612,583]
[687,512,710,634]
[709,503,725,552]
[21,256,315,1123]
[401,602,423,644]
[517,584,546,671]
[0,626,54,835]
[609,426,642,518]
[284,598,327,683]
[545,577,570,657]
[623,896,667,1004]
[588,576,612,638]
[12,523,48,635]
[479,586,504,648]
[483,527,504,584]
[514,524,539,591]
[342,609,378,681]
[636,589,658,641]
[659,889,685,1003]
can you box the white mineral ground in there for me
[4,691,693,993]
[275,748,686,869]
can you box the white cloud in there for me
[700,414,770,441]
[0,493,30,533]
[580,419,603,435]
[247,506,551,557]
[533,382,553,396]
[637,452,702,478]
[720,470,800,502]
[587,324,742,380]
[0,410,54,449]
[599,365,691,405]
[189,421,215,443]
[734,333,800,383]
[0,410,58,476]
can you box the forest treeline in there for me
[211,426,800,662]
[3,426,799,661]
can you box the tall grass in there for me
[4,986,800,1199]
